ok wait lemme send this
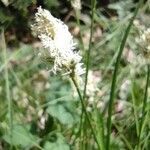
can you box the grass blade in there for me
[83,0,96,99]
[71,77,101,149]
[137,64,150,149]
[106,0,144,149]
[1,28,13,148]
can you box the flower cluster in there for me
[136,27,150,63]
[138,28,150,51]
[73,70,102,112]
[31,7,84,77]
[86,70,101,112]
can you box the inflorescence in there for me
[31,6,85,78]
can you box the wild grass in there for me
[0,0,150,150]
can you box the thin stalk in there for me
[83,0,96,99]
[74,11,85,148]
[106,1,143,149]
[81,0,97,148]
[83,115,88,149]
[79,108,84,137]
[71,77,100,149]
[1,29,13,147]
[142,124,150,149]
[131,81,140,137]
[137,64,150,150]
[95,108,105,150]
[74,2,97,148]
[71,110,84,148]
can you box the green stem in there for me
[71,77,100,149]
[83,0,96,99]
[137,64,150,150]
[71,108,84,148]
[131,81,140,137]
[106,1,143,149]
[77,1,97,148]
[75,10,85,149]
[95,108,105,150]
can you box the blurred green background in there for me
[0,0,150,149]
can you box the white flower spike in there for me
[31,6,84,77]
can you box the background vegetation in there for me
[0,0,150,149]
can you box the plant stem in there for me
[131,81,140,137]
[137,64,150,150]
[74,6,85,149]
[83,0,96,99]
[106,0,143,149]
[71,77,100,149]
[75,1,97,149]
[95,108,105,150]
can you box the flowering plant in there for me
[31,6,85,78]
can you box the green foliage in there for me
[0,0,150,150]
[3,124,39,148]
[0,9,13,25]
[44,133,70,150]
[47,100,79,125]
[44,0,59,9]
[108,0,135,19]
[12,0,36,10]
